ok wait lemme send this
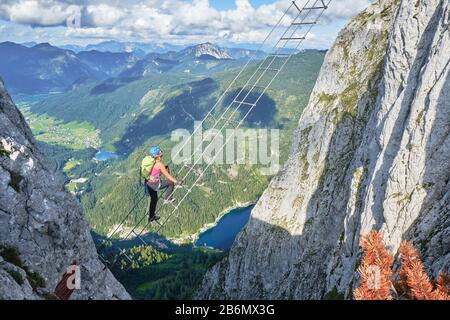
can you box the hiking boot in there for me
[148,215,161,223]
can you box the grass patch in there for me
[416,109,425,124]
[318,93,338,107]
[419,239,428,252]
[304,218,314,227]
[391,192,412,204]
[65,181,78,194]
[6,270,24,285]
[0,246,22,267]
[0,246,46,290]
[27,271,46,290]
[41,293,59,300]
[341,83,360,118]
[324,287,345,300]
[301,159,310,181]
[0,142,11,157]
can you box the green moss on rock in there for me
[7,270,24,285]
[341,83,360,118]
[27,271,46,290]
[318,93,338,107]
[324,286,345,300]
[0,246,22,267]
[0,143,11,157]
[42,293,59,300]
[0,246,46,290]
[416,109,425,124]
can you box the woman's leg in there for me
[147,186,159,218]
[158,180,175,200]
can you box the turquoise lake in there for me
[94,150,119,161]
[195,205,254,251]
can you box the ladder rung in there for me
[99,254,110,266]
[163,200,178,208]
[210,113,237,126]
[233,100,256,107]
[240,83,267,90]
[281,37,306,40]
[292,1,302,12]
[260,68,280,72]
[183,164,197,170]
[292,22,316,25]
[137,237,149,246]
[154,220,163,227]
[269,53,290,57]
[304,6,327,10]
[119,250,133,264]
[132,230,149,246]
[209,114,224,124]
[250,85,266,90]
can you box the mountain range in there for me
[119,43,266,78]
[1,41,266,94]
[61,40,186,56]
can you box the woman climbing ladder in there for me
[143,146,182,223]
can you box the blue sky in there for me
[0,0,374,49]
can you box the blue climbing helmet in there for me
[149,146,161,157]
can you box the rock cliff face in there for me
[0,80,130,299]
[198,0,450,299]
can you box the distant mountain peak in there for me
[186,42,232,60]
[33,42,53,48]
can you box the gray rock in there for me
[0,79,130,299]
[198,0,450,299]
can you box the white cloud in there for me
[0,0,81,27]
[86,4,126,27]
[325,0,373,20]
[0,0,376,45]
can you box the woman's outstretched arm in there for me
[158,162,178,184]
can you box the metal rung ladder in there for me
[131,230,149,246]
[292,21,316,25]
[233,100,256,107]
[98,0,331,272]
[208,114,236,126]
[280,37,306,40]
[260,67,280,72]
[119,249,133,264]
[269,53,290,57]
[292,0,303,12]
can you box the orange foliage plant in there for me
[354,231,449,300]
